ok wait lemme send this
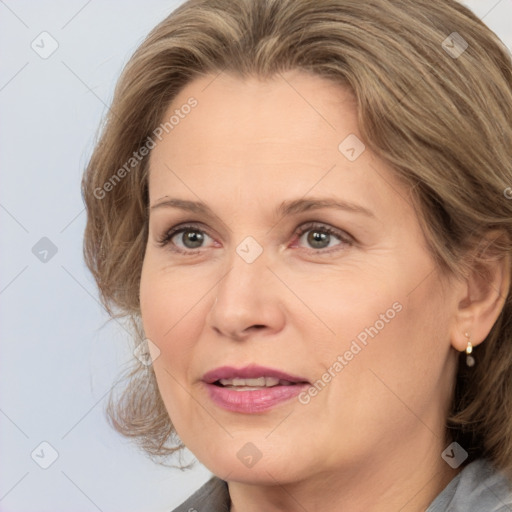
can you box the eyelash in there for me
[157,222,353,255]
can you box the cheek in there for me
[139,262,205,427]
[289,262,404,350]
[319,278,452,428]
[140,255,206,343]
[303,254,452,414]
[139,261,205,400]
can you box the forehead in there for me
[146,70,413,229]
[150,70,355,167]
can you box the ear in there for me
[450,231,511,352]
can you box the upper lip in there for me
[202,365,309,384]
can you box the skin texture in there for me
[139,70,508,511]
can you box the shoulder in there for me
[170,476,230,512]
[427,458,512,512]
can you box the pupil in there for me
[183,230,203,248]
[308,230,329,249]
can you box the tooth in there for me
[217,377,285,387]
[247,377,266,386]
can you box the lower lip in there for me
[203,382,308,413]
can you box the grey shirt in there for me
[426,459,512,511]
[171,459,512,512]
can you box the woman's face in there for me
[140,70,461,483]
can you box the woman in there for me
[82,0,512,510]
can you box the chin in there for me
[205,457,304,484]
[184,435,311,484]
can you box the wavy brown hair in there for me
[82,0,512,472]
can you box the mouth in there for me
[213,376,298,390]
[201,365,310,413]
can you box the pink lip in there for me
[202,365,310,414]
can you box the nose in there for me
[206,249,286,341]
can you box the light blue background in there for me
[1,1,511,511]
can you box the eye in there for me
[157,224,215,254]
[293,222,353,252]
[157,221,353,255]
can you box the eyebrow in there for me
[150,197,375,219]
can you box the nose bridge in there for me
[208,237,284,339]
[217,238,268,304]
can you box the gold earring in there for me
[464,332,475,367]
